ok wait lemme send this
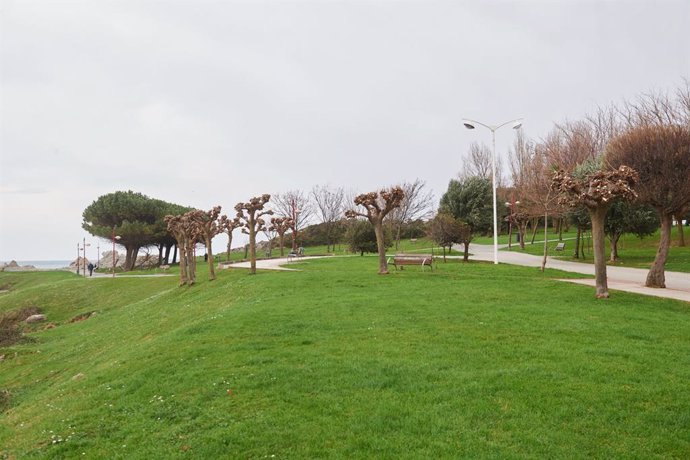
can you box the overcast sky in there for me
[1,0,688,261]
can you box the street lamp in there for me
[504,200,521,249]
[82,238,91,278]
[112,228,121,278]
[463,118,523,264]
[290,198,302,251]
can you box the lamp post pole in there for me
[76,242,80,275]
[82,238,91,278]
[463,118,523,265]
[505,199,521,249]
[290,199,301,252]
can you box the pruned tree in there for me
[164,213,197,286]
[345,187,405,274]
[310,185,345,253]
[552,164,638,298]
[387,179,434,249]
[269,216,294,257]
[607,124,690,288]
[188,206,223,281]
[235,194,273,275]
[273,190,313,251]
[219,214,241,262]
[262,225,277,258]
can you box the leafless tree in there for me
[607,124,690,288]
[387,179,433,249]
[311,185,345,253]
[519,141,563,270]
[273,190,314,251]
[509,129,533,188]
[235,194,273,275]
[552,166,638,298]
[345,187,405,274]
[460,142,492,179]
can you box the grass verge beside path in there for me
[1,259,689,458]
[506,227,690,273]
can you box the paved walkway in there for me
[220,256,331,271]
[460,243,690,303]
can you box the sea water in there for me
[3,260,72,270]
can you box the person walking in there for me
[87,262,94,277]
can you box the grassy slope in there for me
[1,259,689,458]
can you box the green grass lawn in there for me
[507,227,690,273]
[1,258,689,458]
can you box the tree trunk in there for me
[541,212,548,272]
[278,233,285,257]
[574,227,582,259]
[518,222,527,250]
[125,246,138,271]
[609,232,621,262]
[157,244,164,266]
[172,244,178,264]
[463,241,470,262]
[373,220,389,274]
[530,218,539,244]
[186,242,196,285]
[646,212,672,288]
[590,206,610,298]
[249,225,257,275]
[164,244,172,265]
[676,212,686,247]
[226,231,233,262]
[442,246,446,262]
[178,239,188,286]
[205,236,216,281]
[558,217,564,241]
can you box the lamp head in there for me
[463,122,475,130]
[512,121,523,130]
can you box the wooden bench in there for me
[555,242,566,251]
[387,254,435,271]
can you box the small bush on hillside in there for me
[0,306,41,347]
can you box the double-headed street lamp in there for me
[463,118,523,264]
[505,199,521,249]
[82,238,91,278]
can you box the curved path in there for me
[220,256,331,271]
[460,243,690,303]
